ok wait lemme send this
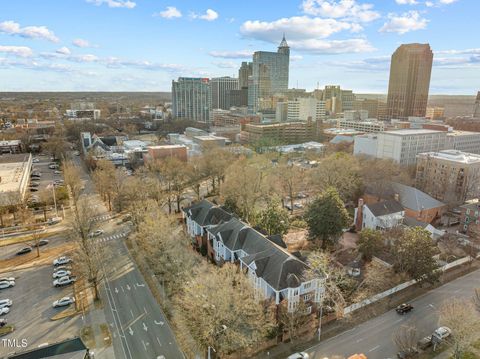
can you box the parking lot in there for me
[28,155,63,201]
[0,264,82,356]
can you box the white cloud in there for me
[86,0,136,8]
[435,48,480,55]
[425,1,434,6]
[72,39,96,48]
[288,38,375,54]
[191,9,219,21]
[154,6,182,19]
[0,45,33,57]
[241,16,362,43]
[209,50,252,59]
[212,61,238,69]
[439,0,458,4]
[301,0,380,22]
[69,54,99,63]
[379,11,428,34]
[56,47,71,55]
[0,21,59,42]
[395,0,419,4]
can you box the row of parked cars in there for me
[0,276,16,328]
[52,256,76,308]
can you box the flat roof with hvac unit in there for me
[0,153,32,206]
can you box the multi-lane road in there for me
[304,268,480,359]
[72,155,184,359]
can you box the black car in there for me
[0,318,6,327]
[16,247,32,255]
[32,239,49,247]
[396,303,414,314]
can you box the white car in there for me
[52,296,75,308]
[0,299,12,308]
[53,270,71,279]
[0,307,9,316]
[47,217,62,225]
[54,170,62,175]
[53,276,76,287]
[89,230,104,237]
[433,326,452,340]
[0,277,15,283]
[33,158,40,163]
[53,256,72,266]
[288,353,310,359]
[0,281,15,290]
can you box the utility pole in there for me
[51,182,58,217]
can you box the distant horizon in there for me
[0,1,479,93]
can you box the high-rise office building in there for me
[172,77,211,124]
[386,43,433,120]
[249,36,290,112]
[321,85,355,114]
[239,62,253,89]
[287,97,326,122]
[210,77,239,110]
[474,91,480,118]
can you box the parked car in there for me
[89,229,104,237]
[52,296,75,308]
[32,158,40,163]
[396,303,414,315]
[48,164,59,169]
[433,326,451,340]
[0,307,9,316]
[47,217,62,225]
[30,177,41,182]
[0,299,12,308]
[348,268,361,277]
[53,256,72,266]
[53,270,71,279]
[0,278,15,283]
[54,179,64,184]
[53,276,76,287]
[16,247,32,255]
[0,318,6,327]
[294,203,304,209]
[29,182,40,187]
[54,170,62,175]
[288,353,310,359]
[29,187,39,192]
[417,335,433,350]
[32,239,49,247]
[0,281,15,290]
[31,172,41,178]
[54,265,72,272]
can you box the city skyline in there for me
[0,0,478,93]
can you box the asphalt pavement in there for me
[72,154,184,359]
[305,268,480,359]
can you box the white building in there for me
[354,129,447,166]
[287,97,326,122]
[354,199,405,230]
[0,153,32,206]
[344,110,368,121]
[446,131,480,154]
[337,118,385,133]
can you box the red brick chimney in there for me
[355,198,364,231]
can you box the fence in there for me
[344,255,476,315]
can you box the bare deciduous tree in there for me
[278,300,311,345]
[393,325,418,353]
[439,297,480,359]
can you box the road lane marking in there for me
[122,312,146,331]
[394,318,403,324]
[368,345,380,352]
[114,287,119,294]
[144,306,147,314]
[126,284,131,291]
[136,283,145,288]
[154,320,164,326]
[429,303,436,309]
[130,309,134,319]
[143,322,148,331]
[156,337,162,346]
[142,340,147,351]
[128,327,134,336]
[121,286,125,293]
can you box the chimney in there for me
[355,198,364,231]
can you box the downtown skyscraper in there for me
[210,76,239,110]
[249,35,290,113]
[172,77,211,124]
[386,43,433,120]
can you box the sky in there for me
[0,0,478,94]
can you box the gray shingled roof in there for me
[207,217,319,291]
[366,200,404,217]
[184,200,232,227]
[391,182,445,211]
[403,216,429,229]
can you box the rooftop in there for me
[446,130,480,137]
[417,150,480,164]
[148,144,187,149]
[383,129,444,136]
[366,200,404,217]
[0,153,30,194]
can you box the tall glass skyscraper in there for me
[172,77,211,124]
[386,43,433,120]
[249,36,290,113]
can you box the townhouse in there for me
[183,200,325,313]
